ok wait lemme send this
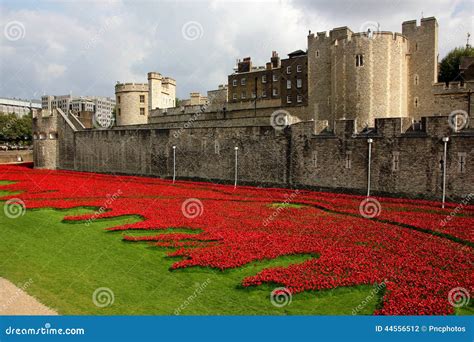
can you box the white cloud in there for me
[0,0,472,100]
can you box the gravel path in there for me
[0,277,57,315]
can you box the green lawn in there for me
[0,195,384,315]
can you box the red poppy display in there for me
[0,164,472,315]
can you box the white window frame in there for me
[241,91,246,99]
[241,78,246,86]
[262,90,267,98]
[232,93,237,100]
[296,79,302,88]
[272,74,278,82]
[272,88,278,96]
[345,151,352,169]
[286,66,291,74]
[286,80,291,89]
[286,95,292,104]
[262,75,267,83]
[297,94,303,103]
[232,79,237,87]
[392,152,400,171]
[297,65,302,72]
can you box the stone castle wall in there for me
[34,107,474,200]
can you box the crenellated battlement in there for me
[333,31,407,47]
[432,81,474,94]
[115,83,148,93]
[402,16,437,33]
[303,115,472,139]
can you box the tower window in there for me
[392,152,400,171]
[345,151,352,169]
[356,54,364,67]
[414,74,419,85]
[140,108,145,115]
[414,97,419,108]
[312,151,318,168]
[316,50,320,57]
[140,95,145,103]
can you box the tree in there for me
[438,46,474,83]
[0,112,32,143]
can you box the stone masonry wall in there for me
[41,108,474,200]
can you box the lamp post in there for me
[442,137,449,208]
[172,145,176,184]
[367,138,373,197]
[234,146,239,189]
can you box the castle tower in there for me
[308,31,332,123]
[32,109,58,169]
[402,17,438,120]
[115,82,149,126]
[148,72,163,111]
[308,25,410,129]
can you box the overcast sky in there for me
[1,0,472,100]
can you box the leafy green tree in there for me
[438,46,474,83]
[0,112,32,143]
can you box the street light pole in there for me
[442,137,449,208]
[254,76,258,117]
[367,138,373,197]
[234,146,239,189]
[172,145,176,184]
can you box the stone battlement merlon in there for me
[402,16,437,32]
